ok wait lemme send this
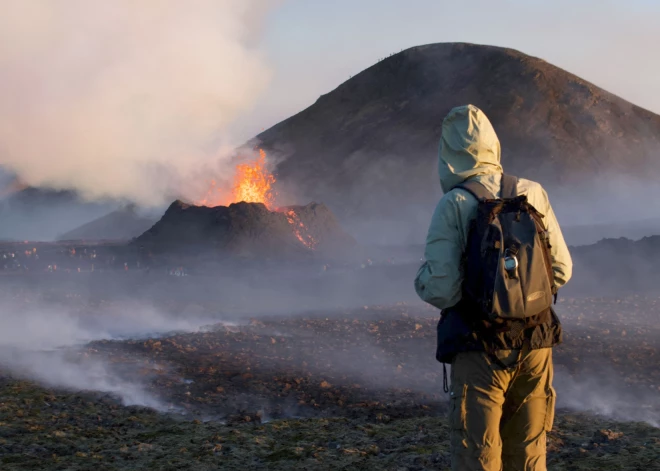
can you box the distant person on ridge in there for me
[414,105,572,471]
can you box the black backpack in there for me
[457,175,556,322]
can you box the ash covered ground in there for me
[1,250,660,470]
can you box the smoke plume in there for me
[0,301,224,410]
[0,0,274,206]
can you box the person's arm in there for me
[541,188,573,287]
[414,195,465,309]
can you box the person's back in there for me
[414,104,572,471]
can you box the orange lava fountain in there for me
[196,149,318,250]
[197,149,275,209]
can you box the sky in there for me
[230,0,660,140]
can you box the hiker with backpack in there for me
[415,105,572,471]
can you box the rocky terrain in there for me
[2,379,658,471]
[1,295,659,470]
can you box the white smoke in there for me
[0,0,274,205]
[554,367,660,427]
[0,302,226,410]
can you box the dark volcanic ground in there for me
[68,297,660,425]
[1,271,660,470]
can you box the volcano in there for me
[255,42,660,243]
[134,200,355,260]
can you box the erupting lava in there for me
[197,149,317,249]
[285,209,317,249]
[197,149,276,209]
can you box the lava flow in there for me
[285,209,317,249]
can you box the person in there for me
[414,105,572,471]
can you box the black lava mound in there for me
[134,200,355,260]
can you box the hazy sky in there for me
[231,0,660,140]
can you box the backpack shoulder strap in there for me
[501,174,518,198]
[455,179,495,201]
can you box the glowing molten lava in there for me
[285,209,317,249]
[196,149,317,250]
[232,149,276,209]
[195,149,317,249]
[197,149,275,209]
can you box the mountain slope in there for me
[57,205,157,241]
[255,43,660,243]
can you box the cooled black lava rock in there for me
[134,200,355,260]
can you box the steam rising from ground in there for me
[555,368,660,427]
[0,0,274,205]
[0,302,222,410]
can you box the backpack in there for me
[456,174,557,321]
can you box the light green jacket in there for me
[414,105,572,309]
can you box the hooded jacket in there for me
[415,105,572,311]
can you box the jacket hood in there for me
[438,104,503,193]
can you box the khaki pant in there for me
[449,348,555,471]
